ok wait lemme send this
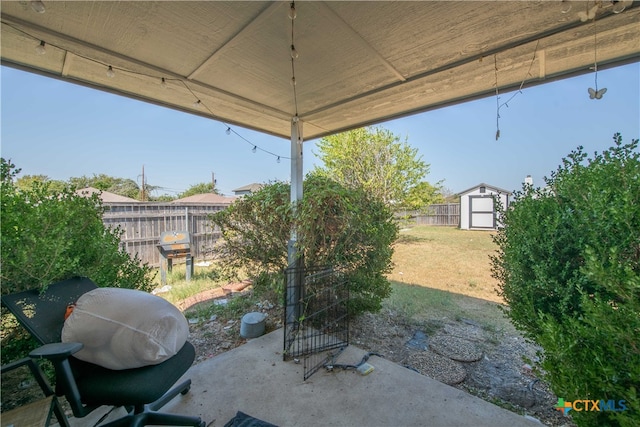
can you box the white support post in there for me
[286,116,303,324]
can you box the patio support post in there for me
[286,116,303,324]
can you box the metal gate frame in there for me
[283,265,349,380]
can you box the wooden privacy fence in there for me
[396,203,460,227]
[104,201,459,266]
[102,202,229,267]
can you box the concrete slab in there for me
[156,328,540,427]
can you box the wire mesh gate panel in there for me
[283,266,349,380]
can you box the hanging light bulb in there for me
[30,1,45,13]
[106,66,115,78]
[193,99,202,108]
[160,77,167,88]
[226,127,231,135]
[290,44,299,59]
[277,156,281,164]
[290,76,296,86]
[252,146,257,153]
[612,0,628,13]
[35,40,46,55]
[288,2,297,20]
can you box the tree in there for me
[178,182,219,199]
[1,158,156,364]
[314,126,431,206]
[491,134,639,427]
[68,174,143,200]
[211,174,398,315]
[16,174,66,194]
[403,181,446,210]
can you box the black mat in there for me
[223,411,278,427]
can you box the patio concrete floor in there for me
[78,328,542,427]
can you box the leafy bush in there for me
[1,159,155,364]
[491,134,639,427]
[212,174,398,315]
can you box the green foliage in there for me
[403,181,446,210]
[1,159,155,294]
[178,182,220,198]
[491,134,640,427]
[16,175,66,194]
[1,158,156,363]
[211,174,398,315]
[314,126,431,207]
[68,173,143,199]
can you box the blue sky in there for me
[1,62,638,197]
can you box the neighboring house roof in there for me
[232,183,264,194]
[172,193,237,204]
[456,183,512,196]
[76,187,140,203]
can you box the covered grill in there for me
[158,231,193,285]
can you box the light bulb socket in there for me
[612,1,626,13]
[35,40,46,55]
[31,1,45,13]
[288,2,297,19]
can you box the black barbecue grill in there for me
[158,231,193,285]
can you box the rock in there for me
[406,351,467,385]
[429,334,483,362]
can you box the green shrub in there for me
[1,158,155,364]
[491,134,639,427]
[211,174,398,315]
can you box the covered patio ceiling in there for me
[1,1,639,140]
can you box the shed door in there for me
[469,196,495,229]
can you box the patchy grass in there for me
[385,226,513,333]
[154,226,510,330]
[389,226,501,303]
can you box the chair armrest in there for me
[29,342,83,361]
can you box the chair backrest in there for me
[1,276,98,344]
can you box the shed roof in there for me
[457,183,513,197]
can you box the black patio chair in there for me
[1,276,205,427]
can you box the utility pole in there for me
[141,165,145,201]
[211,172,216,193]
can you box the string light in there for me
[288,2,297,20]
[30,1,45,14]
[35,40,46,55]
[494,40,540,140]
[289,1,299,117]
[4,21,290,163]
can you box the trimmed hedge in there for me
[491,134,639,427]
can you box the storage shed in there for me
[458,183,511,230]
